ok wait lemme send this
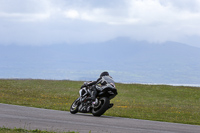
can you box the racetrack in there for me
[0,103,199,133]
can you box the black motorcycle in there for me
[70,82,117,116]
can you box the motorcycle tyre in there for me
[70,98,80,114]
[92,97,110,117]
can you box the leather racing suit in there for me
[84,75,118,102]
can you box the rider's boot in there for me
[86,87,97,102]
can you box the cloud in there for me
[0,12,50,22]
[64,10,79,19]
[0,0,52,22]
[0,0,200,47]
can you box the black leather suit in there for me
[84,75,117,101]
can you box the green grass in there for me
[0,79,200,125]
[0,127,77,133]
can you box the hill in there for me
[0,37,200,84]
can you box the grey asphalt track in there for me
[0,103,199,133]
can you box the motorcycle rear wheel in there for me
[70,98,80,114]
[92,97,110,116]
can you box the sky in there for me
[0,0,200,47]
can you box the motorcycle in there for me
[70,82,117,116]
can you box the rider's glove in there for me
[81,84,86,88]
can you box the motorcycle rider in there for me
[81,71,118,107]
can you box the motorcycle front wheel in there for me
[92,97,110,116]
[70,98,80,114]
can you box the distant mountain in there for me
[0,37,200,84]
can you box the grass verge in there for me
[0,127,77,133]
[0,79,200,125]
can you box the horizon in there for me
[1,78,200,87]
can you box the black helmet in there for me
[100,71,109,77]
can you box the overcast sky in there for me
[1,0,200,47]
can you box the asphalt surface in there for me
[0,103,200,133]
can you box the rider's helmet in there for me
[100,71,109,78]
